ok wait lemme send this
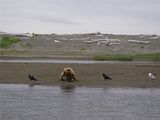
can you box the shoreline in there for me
[0,55,93,60]
[1,56,160,64]
[0,61,160,88]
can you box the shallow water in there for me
[0,84,160,120]
[0,59,160,64]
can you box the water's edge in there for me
[0,59,160,64]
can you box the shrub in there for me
[94,53,160,61]
[0,36,20,48]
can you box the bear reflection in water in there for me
[60,67,77,82]
[60,82,76,91]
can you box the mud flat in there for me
[0,60,160,88]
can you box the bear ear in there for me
[64,67,69,70]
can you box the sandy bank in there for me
[0,61,160,88]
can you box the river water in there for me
[0,59,160,65]
[0,84,160,120]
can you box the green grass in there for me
[134,53,160,61]
[80,48,86,51]
[94,53,160,61]
[0,36,20,48]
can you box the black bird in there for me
[28,74,38,81]
[102,73,112,80]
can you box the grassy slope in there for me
[94,53,160,61]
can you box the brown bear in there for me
[60,67,77,82]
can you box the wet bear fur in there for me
[60,67,77,82]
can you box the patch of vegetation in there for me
[0,35,20,48]
[80,48,86,51]
[94,54,133,61]
[134,53,160,61]
[94,53,160,61]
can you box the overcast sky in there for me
[0,0,160,34]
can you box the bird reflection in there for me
[28,82,36,87]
